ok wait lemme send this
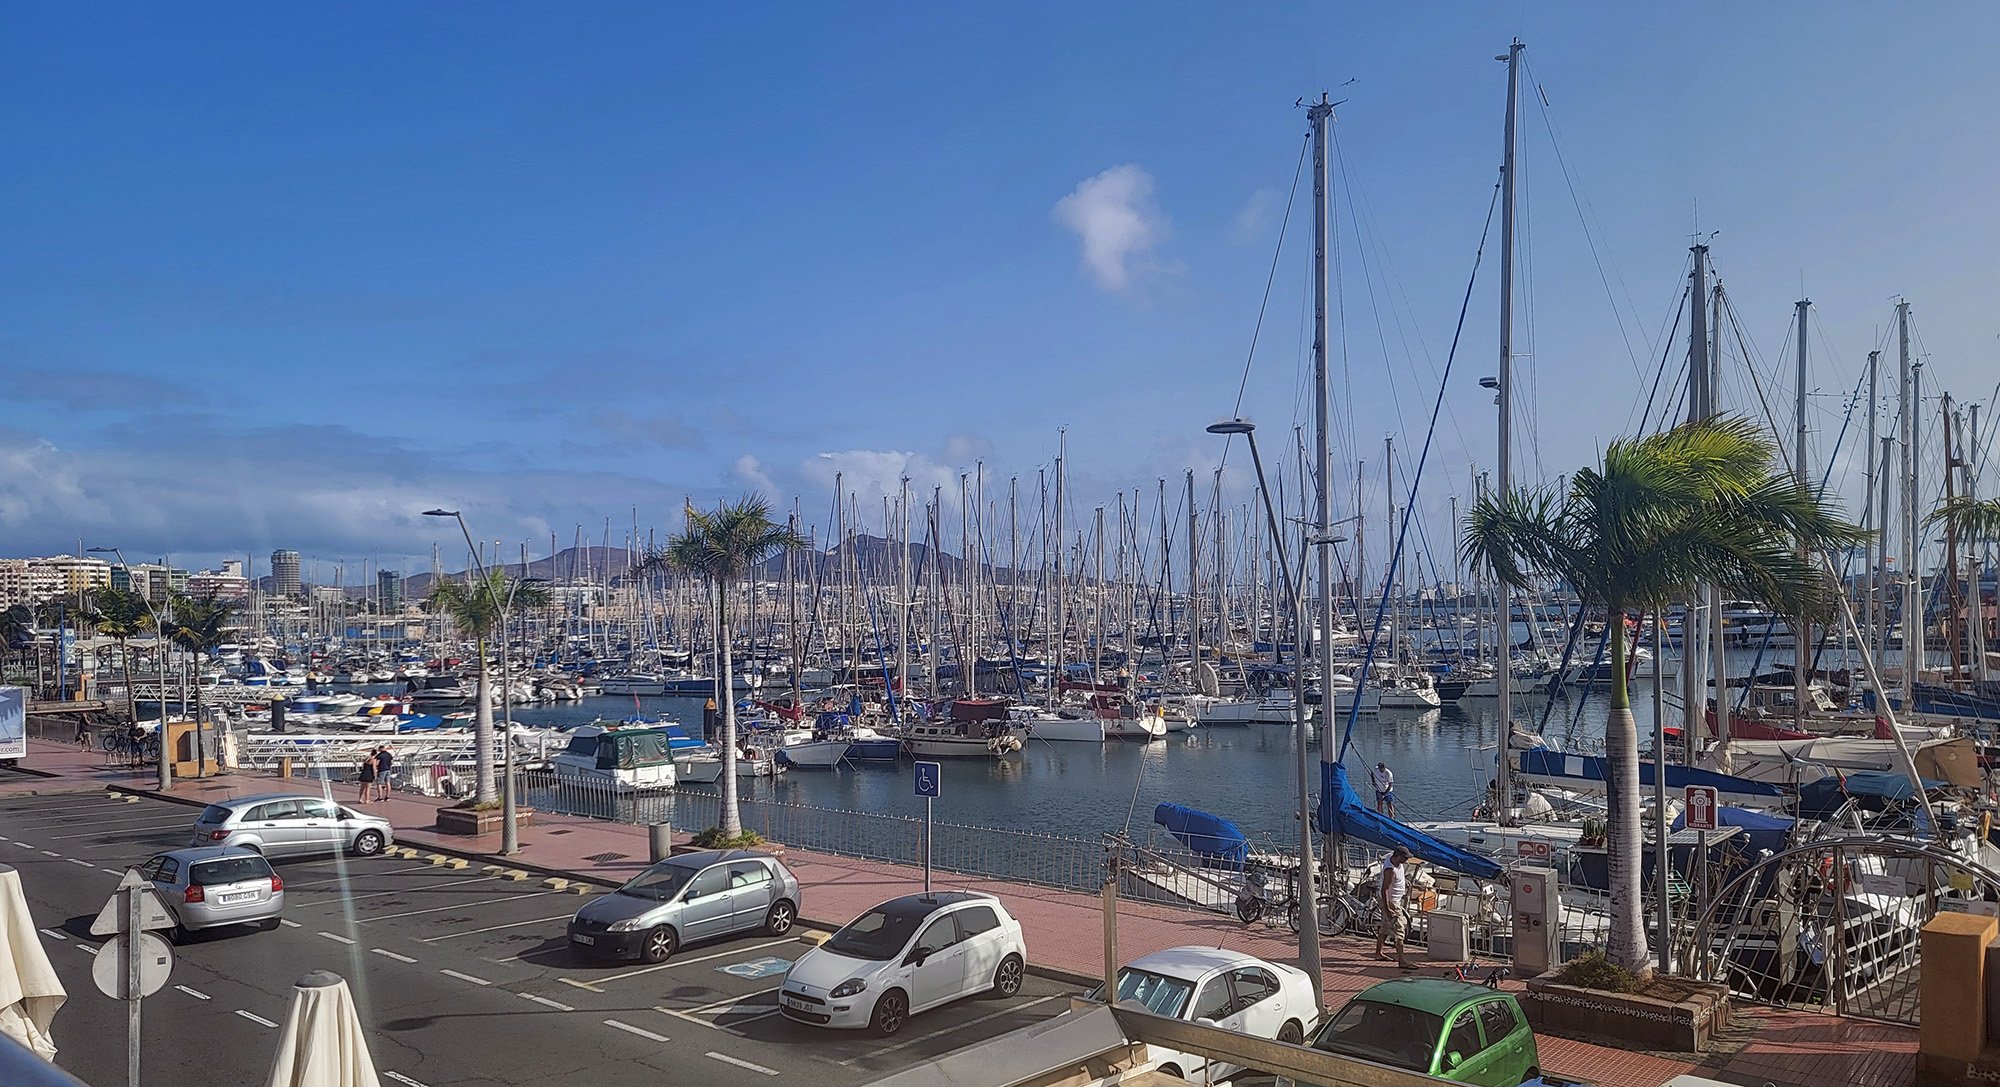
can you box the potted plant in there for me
[1522,952,1730,1052]
[436,799,535,837]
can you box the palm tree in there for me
[84,588,154,727]
[639,496,806,836]
[1462,416,1864,976]
[425,570,550,805]
[1929,496,2000,659]
[164,593,239,767]
[0,605,32,683]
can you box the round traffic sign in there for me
[92,932,172,1000]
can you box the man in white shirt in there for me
[1375,847,1414,970]
[1370,762,1396,816]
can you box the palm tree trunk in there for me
[473,637,497,804]
[1603,609,1652,976]
[717,580,742,836]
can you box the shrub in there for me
[1553,950,1639,994]
[690,827,766,849]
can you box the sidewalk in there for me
[12,739,1916,1087]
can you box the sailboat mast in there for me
[1493,39,1523,817]
[1794,298,1811,729]
[1186,468,1200,685]
[1300,86,1337,1004]
[898,475,912,706]
[1898,301,1916,713]
[1866,351,1880,649]
[1680,245,1710,754]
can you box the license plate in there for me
[780,995,808,1010]
[571,934,594,945]
[220,892,257,904]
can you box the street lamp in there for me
[87,546,171,793]
[1205,419,1323,1006]
[423,509,523,856]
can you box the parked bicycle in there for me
[1234,863,1343,937]
[99,729,160,767]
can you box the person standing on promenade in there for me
[357,751,377,803]
[1375,847,1414,971]
[1369,761,1396,816]
[373,745,395,801]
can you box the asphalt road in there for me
[0,786,1080,1087]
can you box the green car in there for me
[1310,978,1540,1086]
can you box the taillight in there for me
[184,885,204,903]
[270,875,284,893]
[208,830,228,841]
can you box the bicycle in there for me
[1235,864,1344,937]
[1317,868,1384,937]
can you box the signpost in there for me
[913,760,941,895]
[91,870,175,1087]
[1683,785,1719,931]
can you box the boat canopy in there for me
[1518,748,1783,798]
[1673,805,1794,854]
[1316,763,1502,880]
[1152,803,1248,867]
[1795,770,1943,820]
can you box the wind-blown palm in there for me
[0,605,32,681]
[1928,496,2000,542]
[1463,417,1864,975]
[426,571,550,805]
[86,588,154,728]
[639,496,806,836]
[166,593,240,765]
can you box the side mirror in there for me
[1445,1051,1463,1069]
[905,947,930,968]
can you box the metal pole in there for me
[501,582,518,856]
[1898,302,1917,710]
[924,796,933,896]
[1681,245,1709,755]
[1794,298,1811,731]
[1307,93,1341,896]
[1866,351,1880,653]
[1494,39,1524,823]
[1652,613,1670,974]
[125,876,141,1087]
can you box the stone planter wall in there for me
[1522,975,1730,1052]
[435,806,535,836]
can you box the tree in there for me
[84,588,154,727]
[639,496,806,836]
[425,570,550,805]
[0,605,31,681]
[1462,417,1864,976]
[164,593,240,768]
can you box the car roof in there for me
[207,794,338,810]
[660,849,777,869]
[147,846,271,865]
[875,891,998,916]
[1345,978,1501,1016]
[1123,945,1269,977]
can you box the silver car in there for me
[568,849,801,963]
[190,793,393,859]
[136,847,285,941]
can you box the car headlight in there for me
[604,917,646,932]
[830,978,868,998]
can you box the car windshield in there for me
[197,805,233,824]
[191,856,274,886]
[1109,968,1196,1018]
[618,862,697,901]
[825,904,925,960]
[1312,998,1445,1072]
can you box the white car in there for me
[1097,946,1316,1083]
[780,891,1027,1036]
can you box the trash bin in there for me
[649,822,673,863]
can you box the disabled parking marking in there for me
[717,955,792,979]
[581,936,799,987]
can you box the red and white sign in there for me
[1684,785,1719,831]
[1516,840,1551,860]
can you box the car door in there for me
[951,904,1006,992]
[1461,998,1532,1086]
[295,799,344,852]
[1435,1005,1484,1081]
[905,912,968,1010]
[675,865,734,943]
[1216,966,1285,1038]
[246,800,302,856]
[724,861,774,933]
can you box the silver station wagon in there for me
[190,793,394,859]
[137,846,286,941]
[568,849,801,963]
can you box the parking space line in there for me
[358,890,549,923]
[318,932,356,945]
[101,868,124,875]
[236,1010,280,1028]
[76,944,98,954]
[15,841,36,848]
[284,865,435,889]
[48,823,202,840]
[66,858,93,867]
[40,850,61,857]
[416,912,576,942]
[384,1073,431,1087]
[585,936,798,986]
[559,978,605,993]
[836,995,1061,1065]
[440,969,491,986]
[279,919,302,928]
[371,949,418,964]
[604,1019,669,1043]
[705,1052,779,1077]
[518,992,573,1012]
[303,874,504,907]
[175,985,210,1000]
[687,987,779,1015]
[39,928,67,940]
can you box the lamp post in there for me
[87,546,170,793]
[1207,419,1323,1009]
[423,509,522,856]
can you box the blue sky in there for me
[3,4,1997,582]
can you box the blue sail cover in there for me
[1316,763,1502,879]
[1153,803,1249,867]
[1515,748,1783,799]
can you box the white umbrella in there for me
[0,863,66,1060]
[264,971,380,1087]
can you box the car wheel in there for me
[640,925,677,964]
[167,923,193,945]
[991,953,1024,997]
[257,917,283,933]
[1277,1018,1304,1044]
[1159,1064,1183,1080]
[764,898,796,936]
[350,830,385,857]
[869,988,909,1037]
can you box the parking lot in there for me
[0,786,1080,1086]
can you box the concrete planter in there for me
[1522,975,1729,1052]
[672,842,784,861]
[436,806,535,836]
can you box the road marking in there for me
[67,858,93,867]
[590,937,799,986]
[358,890,549,923]
[40,850,60,857]
[604,1018,670,1043]
[236,1010,280,1028]
[318,932,357,945]
[15,841,36,848]
[687,987,779,1014]
[706,1052,780,1077]
[39,928,67,941]
[417,912,576,942]
[284,865,433,889]
[838,995,1061,1065]
[440,969,491,986]
[279,919,302,928]
[384,1073,430,1087]
[371,948,418,964]
[559,978,606,993]
[303,874,505,907]
[76,944,99,954]
[174,985,210,1001]
[101,868,124,875]
[47,819,197,838]
[518,992,573,1012]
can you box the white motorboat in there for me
[1012,707,1105,742]
[1198,695,1300,726]
[596,673,665,696]
[1378,672,1443,710]
[549,723,677,789]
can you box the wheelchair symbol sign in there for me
[914,761,942,798]
[717,956,793,979]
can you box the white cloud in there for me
[1052,164,1169,293]
[1231,188,1279,245]
[732,454,777,494]
[801,450,958,507]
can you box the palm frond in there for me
[1927,496,2000,542]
